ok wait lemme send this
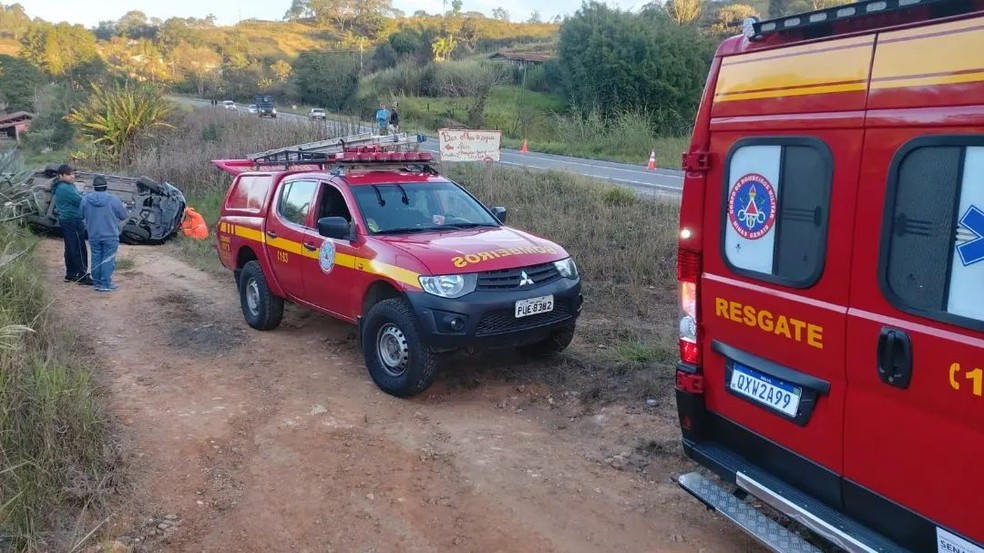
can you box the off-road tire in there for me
[361,298,438,398]
[238,260,284,330]
[517,323,576,358]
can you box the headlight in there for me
[553,257,578,280]
[419,274,477,298]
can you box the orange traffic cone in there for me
[520,139,528,153]
[646,150,657,171]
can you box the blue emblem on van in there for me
[956,205,984,267]
[728,173,777,240]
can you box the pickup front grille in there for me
[475,303,573,337]
[476,262,561,291]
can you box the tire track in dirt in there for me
[40,239,763,553]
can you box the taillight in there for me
[677,248,701,366]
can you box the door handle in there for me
[303,242,317,251]
[876,327,913,389]
[266,230,278,238]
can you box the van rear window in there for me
[880,138,984,330]
[226,175,271,212]
[721,138,832,288]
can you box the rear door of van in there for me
[697,34,873,508]
[843,16,984,550]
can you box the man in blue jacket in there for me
[81,175,129,292]
[51,164,91,285]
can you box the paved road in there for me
[175,97,685,198]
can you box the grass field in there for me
[392,86,688,166]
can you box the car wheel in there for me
[121,224,151,244]
[517,323,576,358]
[361,298,437,398]
[238,260,284,330]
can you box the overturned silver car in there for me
[13,165,186,244]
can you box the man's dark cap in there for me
[93,175,108,190]
[56,163,74,175]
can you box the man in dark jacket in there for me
[51,164,91,285]
[81,175,129,292]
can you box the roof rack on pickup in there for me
[248,132,427,165]
[742,0,981,42]
[212,135,436,176]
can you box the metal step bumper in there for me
[678,471,823,553]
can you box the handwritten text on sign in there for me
[438,128,502,162]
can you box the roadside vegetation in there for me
[0,156,121,551]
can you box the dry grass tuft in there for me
[0,224,123,552]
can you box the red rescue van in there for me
[674,0,984,551]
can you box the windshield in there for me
[351,181,500,234]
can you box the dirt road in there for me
[41,239,762,553]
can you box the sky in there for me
[20,0,642,28]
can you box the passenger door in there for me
[302,181,364,321]
[844,132,984,549]
[265,178,318,300]
[699,130,860,508]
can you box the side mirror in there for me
[492,206,507,223]
[317,217,352,240]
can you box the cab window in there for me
[317,183,352,223]
[721,138,833,288]
[880,138,984,329]
[278,180,318,227]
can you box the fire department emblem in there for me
[319,240,336,274]
[728,173,777,240]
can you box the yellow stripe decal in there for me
[872,21,984,89]
[871,70,984,90]
[231,225,421,289]
[715,36,874,103]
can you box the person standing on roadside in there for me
[51,164,91,285]
[81,175,128,292]
[388,103,400,134]
[376,103,389,136]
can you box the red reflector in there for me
[675,370,704,394]
[682,415,692,430]
[680,339,700,365]
[677,248,700,281]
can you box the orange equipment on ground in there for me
[646,150,657,170]
[181,207,209,240]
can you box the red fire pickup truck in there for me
[212,148,583,397]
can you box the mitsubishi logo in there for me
[519,271,534,286]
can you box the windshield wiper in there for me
[394,183,409,205]
[371,185,385,206]
[377,226,443,235]
[439,222,496,229]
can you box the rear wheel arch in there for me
[236,246,258,269]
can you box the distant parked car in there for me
[222,100,236,110]
[248,104,258,114]
[309,108,327,120]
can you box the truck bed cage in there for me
[248,132,427,166]
[743,0,980,42]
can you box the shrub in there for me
[65,83,172,165]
